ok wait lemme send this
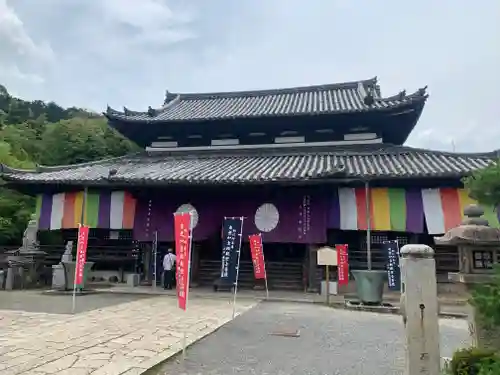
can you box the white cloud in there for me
[0,0,54,62]
[0,65,44,84]
[1,0,499,153]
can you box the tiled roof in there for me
[105,78,428,123]
[1,145,495,186]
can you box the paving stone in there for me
[0,294,257,374]
[121,368,147,375]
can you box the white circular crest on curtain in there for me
[254,203,279,232]
[175,203,199,229]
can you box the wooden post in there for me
[317,247,337,304]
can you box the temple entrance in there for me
[197,234,306,290]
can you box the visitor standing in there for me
[163,248,176,289]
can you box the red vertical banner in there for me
[74,225,89,288]
[248,234,266,279]
[174,212,192,310]
[336,244,349,285]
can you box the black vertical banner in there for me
[384,240,401,291]
[220,217,243,284]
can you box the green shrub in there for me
[449,347,499,375]
[477,359,500,375]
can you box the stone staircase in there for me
[197,259,304,291]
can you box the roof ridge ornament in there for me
[363,84,375,106]
[417,86,428,96]
[147,106,157,117]
[108,168,118,179]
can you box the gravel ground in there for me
[0,290,157,314]
[156,302,470,375]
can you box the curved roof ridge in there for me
[164,77,378,100]
[143,144,499,159]
[377,87,428,103]
[1,152,145,174]
[106,77,379,116]
[387,145,499,158]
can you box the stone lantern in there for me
[434,204,500,350]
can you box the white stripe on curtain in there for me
[421,188,445,234]
[109,191,125,229]
[339,188,358,230]
[50,193,65,230]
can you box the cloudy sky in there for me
[1,0,499,152]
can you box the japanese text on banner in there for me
[384,240,401,291]
[75,225,89,288]
[249,234,266,279]
[174,212,191,310]
[336,244,349,286]
[220,218,243,284]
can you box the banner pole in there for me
[71,226,79,314]
[260,234,269,300]
[72,187,87,314]
[232,217,244,319]
[182,212,194,361]
[153,230,158,288]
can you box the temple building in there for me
[1,77,497,290]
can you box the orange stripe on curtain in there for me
[62,192,76,229]
[440,188,462,231]
[121,192,137,229]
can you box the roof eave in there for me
[0,170,478,189]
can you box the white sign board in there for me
[317,247,337,266]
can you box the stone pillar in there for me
[307,245,318,292]
[400,244,440,375]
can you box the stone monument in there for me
[435,204,500,351]
[5,217,46,289]
[399,244,440,375]
[61,241,94,290]
[52,241,73,290]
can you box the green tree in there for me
[0,83,139,245]
[463,161,500,207]
[0,141,35,244]
[39,117,138,166]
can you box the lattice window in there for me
[395,236,409,246]
[473,251,494,269]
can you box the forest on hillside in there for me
[0,85,139,245]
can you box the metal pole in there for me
[232,217,244,319]
[261,234,269,299]
[72,228,78,314]
[182,212,194,361]
[365,180,372,270]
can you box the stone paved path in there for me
[0,296,258,375]
[157,302,470,375]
